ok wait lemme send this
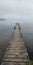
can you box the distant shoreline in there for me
[0,19,5,21]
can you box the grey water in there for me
[0,18,33,62]
[20,19,33,60]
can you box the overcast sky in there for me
[0,0,33,19]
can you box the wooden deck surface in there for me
[1,23,30,65]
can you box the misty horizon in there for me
[0,0,33,19]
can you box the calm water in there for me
[0,19,33,62]
[20,19,33,60]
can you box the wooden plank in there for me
[1,62,28,65]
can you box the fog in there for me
[0,0,33,19]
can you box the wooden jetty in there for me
[1,23,30,65]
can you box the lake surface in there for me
[20,19,33,60]
[0,19,33,62]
